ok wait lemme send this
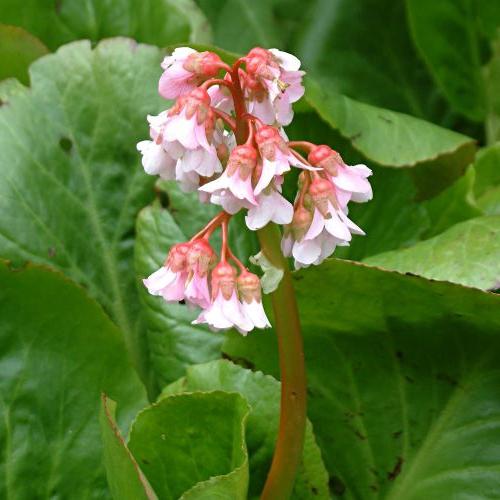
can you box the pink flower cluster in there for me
[138,46,372,334]
[143,231,269,334]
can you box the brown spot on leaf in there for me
[388,456,404,481]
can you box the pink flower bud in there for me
[211,262,236,300]
[183,51,222,78]
[165,243,190,272]
[291,206,313,241]
[309,177,336,217]
[237,271,262,304]
[226,144,258,180]
[308,145,343,176]
[187,239,216,277]
[255,125,284,161]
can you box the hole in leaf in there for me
[59,137,72,153]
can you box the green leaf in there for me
[304,78,476,189]
[474,143,500,215]
[128,392,249,499]
[485,34,500,144]
[196,0,280,52]
[224,259,500,498]
[0,0,211,51]
[0,77,27,103]
[0,24,48,85]
[100,395,158,500]
[365,215,500,290]
[292,0,443,119]
[161,360,330,499]
[0,39,164,376]
[0,261,147,498]
[406,0,489,121]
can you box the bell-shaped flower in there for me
[237,271,271,331]
[143,243,190,302]
[254,126,311,195]
[185,239,215,308]
[200,144,258,212]
[245,181,293,230]
[159,48,222,99]
[193,262,253,333]
[309,145,373,203]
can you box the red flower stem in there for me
[229,60,307,499]
[200,78,233,91]
[287,140,316,152]
[221,217,229,262]
[190,211,227,242]
[257,224,306,500]
[227,247,247,273]
[212,108,236,131]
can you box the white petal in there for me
[242,300,271,329]
[269,49,301,71]
[292,239,321,265]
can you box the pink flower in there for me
[282,177,365,269]
[200,144,258,212]
[136,140,176,179]
[159,48,222,100]
[309,145,373,203]
[193,263,253,333]
[237,271,270,331]
[254,126,311,195]
[244,48,305,126]
[143,243,190,302]
[245,184,293,230]
[185,239,215,308]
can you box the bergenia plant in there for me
[138,46,372,498]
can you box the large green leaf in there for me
[406,0,492,121]
[0,39,165,374]
[100,395,157,500]
[364,215,500,290]
[304,78,476,193]
[292,0,443,119]
[161,360,330,499]
[0,0,211,51]
[485,35,500,144]
[128,391,249,499]
[474,143,500,215]
[224,259,500,498]
[0,24,48,84]
[0,261,147,498]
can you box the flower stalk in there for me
[138,44,372,499]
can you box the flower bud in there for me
[255,125,284,160]
[308,145,343,176]
[165,242,190,272]
[291,206,313,241]
[211,262,236,300]
[245,47,277,80]
[226,144,258,180]
[237,271,262,304]
[183,51,222,78]
[187,239,216,277]
[309,177,336,216]
[182,87,211,122]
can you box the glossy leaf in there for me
[0,39,164,373]
[0,24,48,84]
[406,0,489,121]
[0,261,147,498]
[161,359,330,499]
[474,143,500,215]
[100,395,157,500]
[365,215,500,290]
[485,35,500,144]
[224,259,500,498]
[128,392,249,499]
[0,0,211,51]
[305,77,476,177]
